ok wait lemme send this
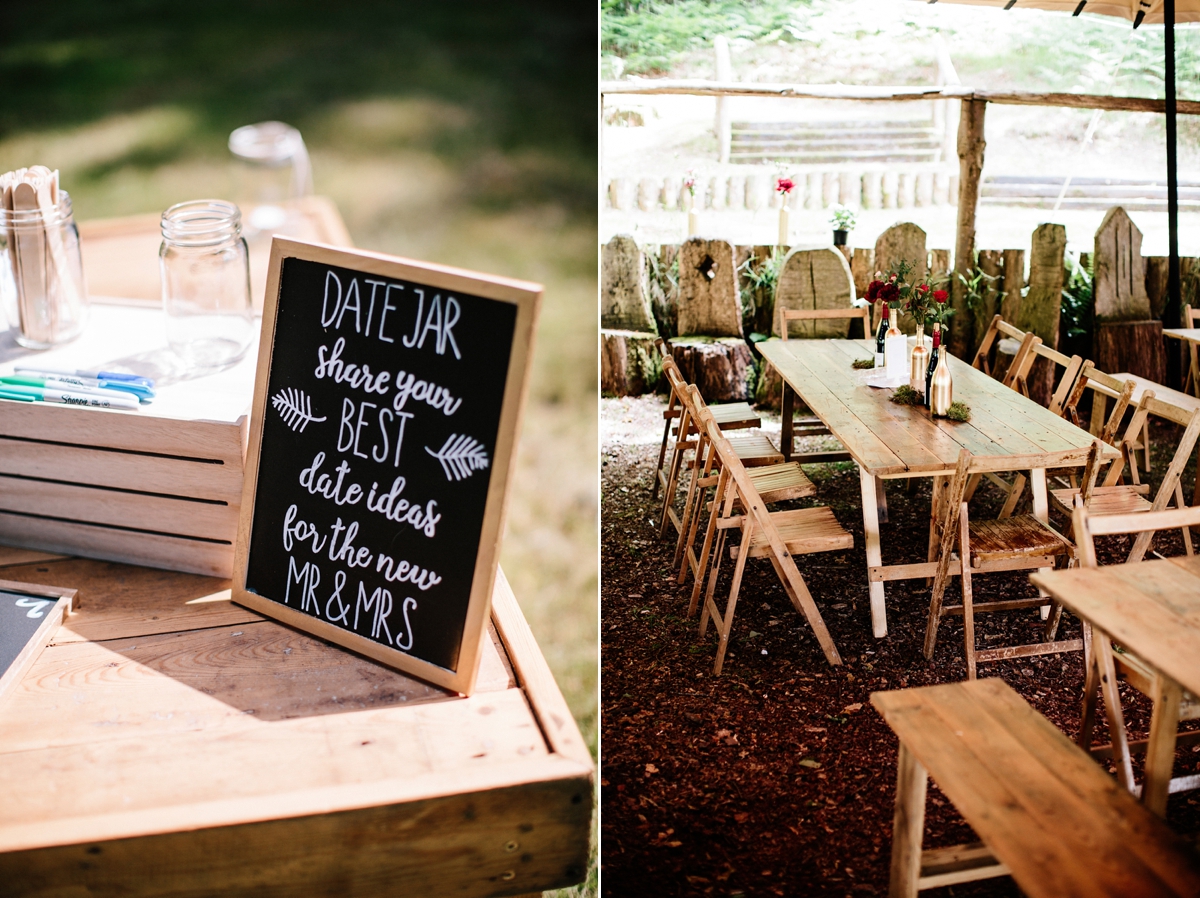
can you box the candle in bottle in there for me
[884,305,906,381]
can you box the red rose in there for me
[865,279,884,303]
[776,177,795,195]
[880,283,899,303]
[933,289,949,303]
[918,284,930,294]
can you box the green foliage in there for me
[739,248,784,336]
[602,0,812,75]
[946,401,971,423]
[851,358,874,369]
[1061,252,1094,361]
[647,251,680,337]
[828,204,856,232]
[890,385,923,406]
[957,266,996,314]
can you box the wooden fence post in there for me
[714,37,732,164]
[950,98,986,359]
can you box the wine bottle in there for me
[874,303,888,369]
[930,329,953,417]
[925,323,941,409]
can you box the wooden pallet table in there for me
[757,338,1118,638]
[0,548,592,897]
[1032,555,1200,818]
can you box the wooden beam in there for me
[600,81,1200,116]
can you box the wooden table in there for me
[0,548,592,895]
[1031,555,1200,818]
[1164,328,1200,398]
[758,338,1117,638]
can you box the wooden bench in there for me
[873,678,1200,898]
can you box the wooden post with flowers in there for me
[776,175,795,246]
[950,98,987,360]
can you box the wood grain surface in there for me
[0,551,590,897]
[1032,556,1200,699]
[758,339,1117,477]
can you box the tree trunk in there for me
[601,330,661,397]
[950,98,986,359]
[1095,320,1166,384]
[668,337,754,402]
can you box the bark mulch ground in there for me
[600,394,1200,898]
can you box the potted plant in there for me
[829,204,856,246]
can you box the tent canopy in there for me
[922,0,1200,25]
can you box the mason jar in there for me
[159,200,254,373]
[0,190,88,349]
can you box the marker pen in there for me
[0,376,143,403]
[0,383,139,410]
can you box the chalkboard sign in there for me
[0,580,74,703]
[233,238,540,693]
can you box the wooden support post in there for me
[714,37,732,164]
[1143,674,1183,817]
[888,743,928,898]
[950,99,986,360]
[860,467,888,638]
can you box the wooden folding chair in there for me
[1061,362,1146,470]
[677,386,816,610]
[1073,503,1200,811]
[926,445,1095,679]
[776,306,870,461]
[696,405,851,674]
[651,338,761,500]
[1051,392,1200,562]
[970,314,1040,391]
[658,356,782,540]
[964,346,1088,517]
[1182,303,1200,397]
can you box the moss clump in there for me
[946,401,971,422]
[851,358,875,369]
[890,385,923,406]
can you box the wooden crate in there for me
[0,201,352,578]
[0,301,254,577]
[0,548,593,896]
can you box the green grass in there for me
[1,4,597,895]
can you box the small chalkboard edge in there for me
[232,237,542,695]
[0,579,75,707]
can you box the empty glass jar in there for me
[160,200,254,373]
[228,121,312,236]
[0,190,88,349]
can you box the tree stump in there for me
[850,247,875,308]
[677,238,743,338]
[972,249,1003,355]
[601,235,658,334]
[1096,320,1166,384]
[773,247,856,338]
[668,337,753,403]
[601,330,661,397]
[1094,207,1150,322]
[1020,223,1066,405]
[875,222,927,332]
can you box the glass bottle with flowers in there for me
[776,175,795,247]
[925,286,955,414]
[864,276,889,369]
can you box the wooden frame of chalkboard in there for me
[0,580,75,705]
[232,238,541,694]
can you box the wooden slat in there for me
[0,401,246,463]
[0,438,244,503]
[0,513,234,578]
[0,475,238,541]
[735,506,853,559]
[0,545,69,567]
[874,679,1200,898]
